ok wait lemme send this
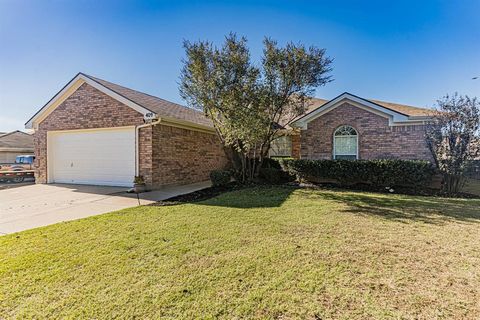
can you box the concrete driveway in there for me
[0,181,210,235]
[0,181,35,190]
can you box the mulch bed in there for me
[149,183,244,206]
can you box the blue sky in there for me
[0,0,479,132]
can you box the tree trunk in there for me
[442,173,466,194]
[221,141,273,184]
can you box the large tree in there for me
[425,93,480,193]
[180,34,333,182]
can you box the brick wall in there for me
[138,126,153,186]
[151,124,229,187]
[34,82,228,188]
[291,134,301,159]
[34,83,147,184]
[300,102,432,161]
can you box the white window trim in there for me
[333,126,359,160]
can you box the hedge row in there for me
[278,159,436,189]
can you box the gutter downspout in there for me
[135,118,161,176]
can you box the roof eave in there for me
[291,92,428,129]
[160,116,216,133]
[408,115,433,121]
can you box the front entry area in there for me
[47,127,136,187]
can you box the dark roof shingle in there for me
[308,96,432,117]
[83,74,213,128]
[0,131,34,149]
[369,99,432,117]
[81,74,432,130]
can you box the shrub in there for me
[259,167,281,184]
[278,159,436,191]
[258,167,285,184]
[262,157,293,170]
[210,170,232,187]
[465,160,480,179]
[259,158,295,184]
[133,175,145,184]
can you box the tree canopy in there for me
[180,33,333,181]
[425,93,480,193]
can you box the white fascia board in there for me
[25,74,84,129]
[292,93,411,130]
[25,73,155,130]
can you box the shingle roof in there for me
[277,98,329,127]
[369,99,432,117]
[82,74,213,128]
[80,74,432,130]
[0,131,34,149]
[309,96,432,117]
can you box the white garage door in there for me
[48,127,135,187]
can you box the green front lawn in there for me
[1,187,480,319]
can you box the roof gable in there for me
[25,73,153,129]
[0,130,33,149]
[292,92,431,129]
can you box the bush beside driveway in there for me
[1,186,479,319]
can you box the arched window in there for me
[333,125,358,160]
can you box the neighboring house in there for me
[0,131,34,163]
[272,92,433,161]
[26,73,433,188]
[25,73,228,188]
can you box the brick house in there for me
[0,131,34,163]
[271,93,432,161]
[26,74,432,188]
[25,73,229,188]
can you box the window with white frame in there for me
[269,135,292,157]
[333,125,358,160]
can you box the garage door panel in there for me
[48,128,135,187]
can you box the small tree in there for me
[425,93,480,193]
[180,33,332,182]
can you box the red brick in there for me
[299,102,432,161]
[34,83,229,188]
